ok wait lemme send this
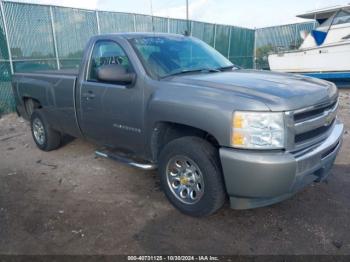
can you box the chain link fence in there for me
[0,0,315,114]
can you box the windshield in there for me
[332,10,350,25]
[129,36,234,78]
[319,10,350,28]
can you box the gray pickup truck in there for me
[12,33,343,216]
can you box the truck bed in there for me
[20,68,79,77]
[12,69,81,137]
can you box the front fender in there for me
[145,82,270,147]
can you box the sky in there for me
[8,0,350,28]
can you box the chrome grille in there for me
[286,98,339,152]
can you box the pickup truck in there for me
[12,33,343,217]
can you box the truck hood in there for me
[168,69,338,111]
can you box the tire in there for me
[158,136,226,217]
[30,110,61,151]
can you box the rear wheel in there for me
[30,110,61,151]
[158,136,226,217]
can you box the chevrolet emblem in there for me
[324,113,333,126]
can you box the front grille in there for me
[295,119,335,144]
[294,100,337,122]
[289,98,338,151]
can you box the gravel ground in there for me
[0,90,349,255]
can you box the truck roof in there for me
[95,32,187,40]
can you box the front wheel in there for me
[158,137,226,217]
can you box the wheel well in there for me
[151,122,220,162]
[23,97,42,113]
[23,97,41,118]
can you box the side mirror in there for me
[96,64,135,85]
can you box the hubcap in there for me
[166,156,204,204]
[32,118,45,145]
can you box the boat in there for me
[268,4,350,82]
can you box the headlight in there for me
[231,111,285,149]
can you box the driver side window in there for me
[88,40,131,81]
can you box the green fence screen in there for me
[98,11,135,34]
[0,0,312,114]
[0,7,8,61]
[192,21,215,46]
[53,6,98,69]
[0,1,11,114]
[229,26,255,69]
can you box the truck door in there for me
[79,39,143,152]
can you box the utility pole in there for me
[186,0,189,21]
[185,0,190,36]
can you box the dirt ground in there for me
[0,90,349,255]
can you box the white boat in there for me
[268,5,350,78]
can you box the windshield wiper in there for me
[216,65,239,71]
[162,68,220,79]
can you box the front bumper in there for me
[220,120,344,209]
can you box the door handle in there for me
[82,91,96,100]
